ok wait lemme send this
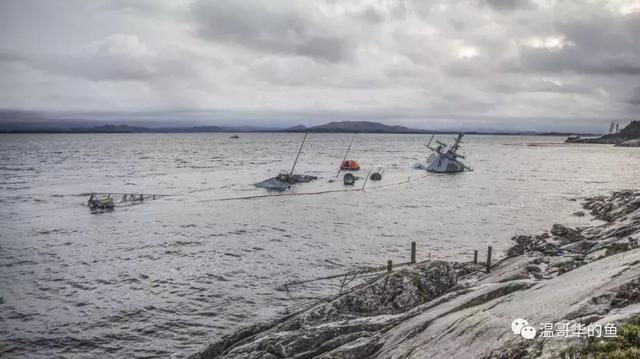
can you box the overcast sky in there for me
[0,0,639,131]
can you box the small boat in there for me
[340,160,360,171]
[421,133,472,173]
[230,135,239,139]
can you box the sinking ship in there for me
[421,133,472,173]
[254,132,318,191]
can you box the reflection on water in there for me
[0,133,638,357]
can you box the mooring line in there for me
[208,173,430,202]
[81,172,431,204]
[205,188,363,202]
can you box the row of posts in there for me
[386,242,493,274]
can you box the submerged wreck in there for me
[254,173,318,192]
[255,133,318,192]
[88,194,115,212]
[86,192,160,213]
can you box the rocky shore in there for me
[567,121,640,146]
[192,190,640,359]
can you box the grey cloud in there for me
[190,0,353,62]
[0,52,26,64]
[628,88,640,105]
[514,47,640,75]
[489,78,596,95]
[11,34,207,83]
[23,34,160,81]
[1,0,639,131]
[484,0,535,11]
[295,36,350,63]
[446,58,492,77]
[512,12,640,75]
[105,0,163,13]
[0,50,26,62]
[356,6,385,23]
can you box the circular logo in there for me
[511,318,528,335]
[520,325,537,339]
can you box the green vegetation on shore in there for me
[561,316,640,359]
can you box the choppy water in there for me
[0,133,638,358]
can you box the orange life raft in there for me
[340,160,360,171]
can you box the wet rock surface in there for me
[193,190,640,359]
[192,262,457,359]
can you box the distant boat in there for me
[565,135,581,143]
[230,135,239,139]
[420,133,472,173]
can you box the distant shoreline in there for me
[0,120,604,137]
[0,129,602,136]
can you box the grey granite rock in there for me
[192,190,640,359]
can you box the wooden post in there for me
[473,250,478,264]
[411,242,416,263]
[387,260,393,272]
[486,246,492,273]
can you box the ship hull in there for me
[425,154,464,173]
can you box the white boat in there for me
[422,133,472,173]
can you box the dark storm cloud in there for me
[190,0,353,62]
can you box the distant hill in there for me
[286,121,425,133]
[568,120,640,144]
[0,118,609,136]
[613,121,640,147]
[284,124,307,132]
[90,124,152,133]
[1,124,262,134]
[617,120,640,139]
[596,120,640,141]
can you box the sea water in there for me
[1,133,638,357]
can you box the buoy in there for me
[343,173,355,186]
